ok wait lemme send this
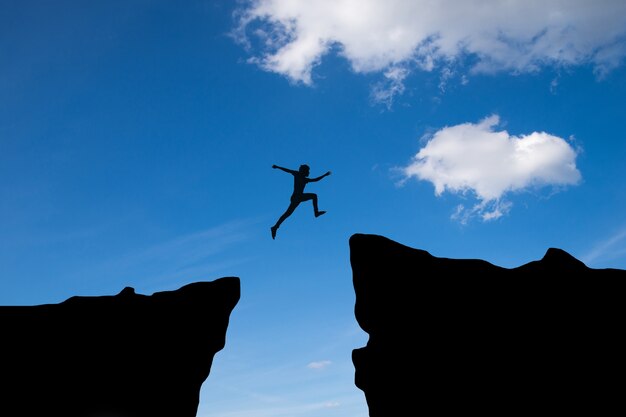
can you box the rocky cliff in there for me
[0,277,240,417]
[350,233,626,416]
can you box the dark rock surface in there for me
[0,277,240,417]
[350,233,626,416]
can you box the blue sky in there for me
[2,1,626,416]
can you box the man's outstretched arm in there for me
[272,165,298,175]
[309,171,332,182]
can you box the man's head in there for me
[299,164,310,176]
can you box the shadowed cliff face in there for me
[0,277,240,417]
[349,234,626,416]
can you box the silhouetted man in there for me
[271,164,331,239]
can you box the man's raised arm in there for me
[272,164,298,175]
[309,171,332,182]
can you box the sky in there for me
[2,1,626,416]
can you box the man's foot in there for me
[315,210,326,218]
[271,226,277,239]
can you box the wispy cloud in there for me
[398,115,581,222]
[307,360,332,370]
[84,219,258,292]
[370,66,408,109]
[582,228,626,267]
[233,0,626,104]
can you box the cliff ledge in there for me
[0,277,240,417]
[350,233,626,416]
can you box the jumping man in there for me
[270,164,331,239]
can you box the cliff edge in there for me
[350,233,626,416]
[0,277,240,417]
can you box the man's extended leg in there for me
[271,202,298,239]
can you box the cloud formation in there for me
[401,115,581,221]
[307,360,332,370]
[234,0,626,100]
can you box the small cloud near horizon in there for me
[307,360,332,370]
[398,115,581,222]
[233,0,626,105]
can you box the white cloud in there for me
[234,0,626,100]
[400,115,581,221]
[306,360,332,370]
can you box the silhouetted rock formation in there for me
[350,233,626,416]
[0,277,240,417]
